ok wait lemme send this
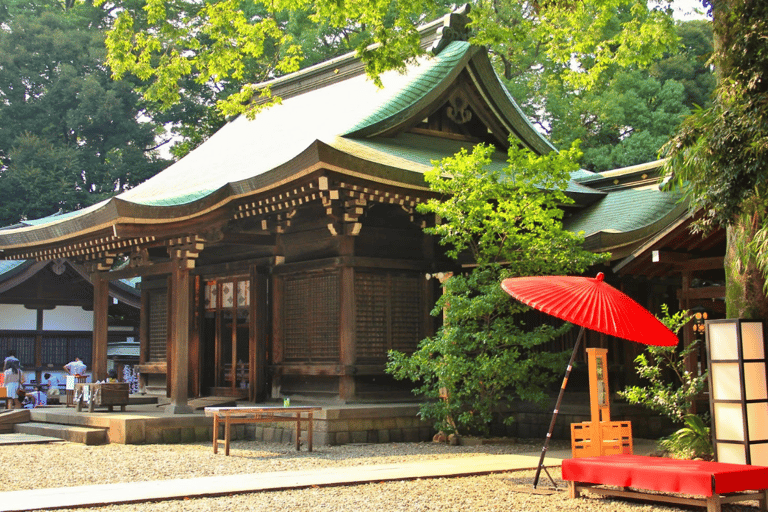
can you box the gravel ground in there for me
[0,439,762,512]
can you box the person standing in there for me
[64,357,86,376]
[4,360,24,409]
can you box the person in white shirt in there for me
[64,357,87,376]
[3,360,24,408]
[44,373,60,402]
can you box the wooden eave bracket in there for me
[166,235,205,270]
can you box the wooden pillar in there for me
[34,309,43,382]
[680,271,697,375]
[189,275,201,398]
[92,275,109,381]
[138,289,150,394]
[339,264,356,401]
[270,270,284,399]
[251,266,268,402]
[166,262,193,414]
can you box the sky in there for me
[666,0,712,20]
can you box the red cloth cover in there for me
[562,455,768,496]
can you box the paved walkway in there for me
[0,440,656,511]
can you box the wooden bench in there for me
[563,454,768,512]
[204,406,321,456]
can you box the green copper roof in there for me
[343,41,472,136]
[564,188,684,236]
[334,132,602,197]
[0,260,25,276]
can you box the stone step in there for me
[13,422,107,445]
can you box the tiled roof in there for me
[343,41,472,135]
[0,260,25,276]
[565,188,685,237]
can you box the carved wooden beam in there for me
[166,235,205,270]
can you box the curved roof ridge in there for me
[342,41,475,137]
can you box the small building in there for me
[0,257,140,386]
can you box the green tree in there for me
[619,305,706,423]
[0,1,168,225]
[498,19,714,173]
[662,0,768,319]
[386,143,606,436]
[100,0,679,121]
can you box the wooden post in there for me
[271,271,283,399]
[91,275,109,382]
[139,289,150,394]
[166,262,192,414]
[339,264,356,401]
[251,266,268,402]
[34,309,43,383]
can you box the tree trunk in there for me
[714,0,768,320]
[725,220,768,319]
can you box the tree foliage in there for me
[662,0,768,300]
[0,0,169,225]
[99,0,451,119]
[498,19,713,173]
[99,0,680,122]
[619,305,707,423]
[386,143,607,435]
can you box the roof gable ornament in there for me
[430,4,473,56]
[446,89,473,125]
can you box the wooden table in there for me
[74,383,130,412]
[204,406,321,456]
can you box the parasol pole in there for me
[533,325,586,488]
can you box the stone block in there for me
[180,427,196,443]
[375,418,397,430]
[403,428,420,443]
[395,417,415,428]
[335,431,351,445]
[162,428,181,444]
[377,429,390,444]
[389,429,403,442]
[327,420,348,433]
[351,430,368,444]
[145,428,163,444]
[366,430,379,443]
[263,427,275,442]
[312,431,330,446]
[195,426,210,442]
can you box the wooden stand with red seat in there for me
[564,454,768,512]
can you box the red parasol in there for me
[500,272,679,487]
[501,272,678,347]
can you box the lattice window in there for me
[283,270,340,362]
[39,334,91,367]
[148,290,167,362]
[390,275,423,353]
[356,271,422,361]
[356,273,388,360]
[0,335,34,368]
